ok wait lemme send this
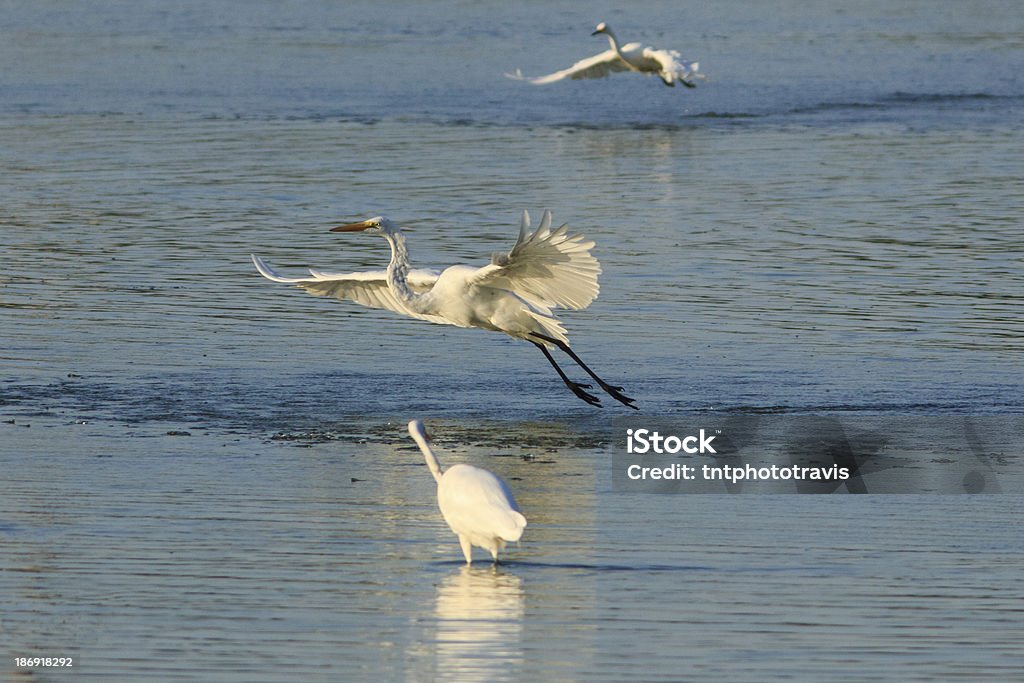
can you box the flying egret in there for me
[408,419,527,564]
[252,210,636,409]
[508,22,705,88]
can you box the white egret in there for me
[252,210,636,408]
[408,419,527,564]
[508,22,705,88]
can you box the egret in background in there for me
[408,419,527,564]
[252,210,636,409]
[508,22,705,88]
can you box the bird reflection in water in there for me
[431,566,525,682]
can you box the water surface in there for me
[2,1,1023,680]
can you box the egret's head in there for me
[592,22,608,36]
[331,216,396,235]
[408,419,432,442]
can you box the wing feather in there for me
[468,210,600,310]
[251,254,450,325]
[507,48,630,84]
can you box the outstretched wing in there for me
[251,254,451,324]
[506,48,630,84]
[467,210,601,310]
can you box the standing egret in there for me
[252,210,636,409]
[508,22,705,88]
[408,419,527,564]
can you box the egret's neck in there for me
[383,231,428,312]
[604,30,625,59]
[410,431,444,483]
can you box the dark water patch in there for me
[691,111,762,120]
[707,401,1020,415]
[0,373,340,432]
[390,418,610,450]
[883,91,1013,105]
[791,91,1016,115]
[459,560,714,573]
[782,91,1024,126]
[502,560,860,575]
[0,371,624,443]
[264,419,612,453]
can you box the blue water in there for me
[2,1,1023,680]
[3,0,1022,126]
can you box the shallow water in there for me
[2,0,1023,680]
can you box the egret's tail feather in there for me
[500,511,528,542]
[526,308,570,347]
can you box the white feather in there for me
[510,23,705,88]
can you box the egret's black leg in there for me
[532,341,602,407]
[530,333,638,409]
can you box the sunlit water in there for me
[2,1,1023,680]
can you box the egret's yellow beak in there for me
[331,220,374,232]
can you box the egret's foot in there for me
[565,380,602,407]
[597,382,638,410]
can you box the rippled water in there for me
[2,0,1023,680]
